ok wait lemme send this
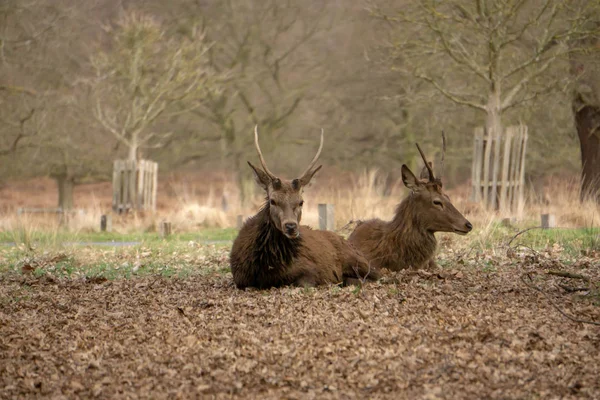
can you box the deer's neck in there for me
[385,194,437,268]
[252,205,300,268]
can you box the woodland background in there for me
[1,0,599,211]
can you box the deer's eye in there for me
[299,200,304,207]
[270,199,276,206]
[433,199,443,207]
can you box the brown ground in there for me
[1,252,599,400]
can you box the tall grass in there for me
[0,173,597,242]
[1,213,61,248]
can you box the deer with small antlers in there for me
[230,126,380,289]
[348,135,473,271]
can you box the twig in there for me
[176,306,196,330]
[507,226,542,247]
[336,219,358,233]
[558,284,590,293]
[507,226,583,247]
[512,244,539,255]
[352,260,372,287]
[547,270,590,282]
[455,245,475,261]
[520,272,600,326]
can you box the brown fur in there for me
[231,200,378,289]
[349,163,472,271]
[230,127,379,289]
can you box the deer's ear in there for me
[401,164,420,191]
[297,165,322,188]
[248,161,270,190]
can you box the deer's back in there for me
[348,218,387,256]
[348,218,436,271]
[349,219,407,270]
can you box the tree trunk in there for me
[570,28,600,203]
[486,92,503,137]
[573,96,600,203]
[56,175,75,210]
[128,144,138,161]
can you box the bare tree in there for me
[0,0,65,156]
[91,11,218,161]
[154,0,332,203]
[570,17,600,202]
[195,1,326,136]
[371,0,600,149]
[0,0,122,209]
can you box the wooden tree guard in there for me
[471,125,528,213]
[318,204,335,231]
[112,159,158,213]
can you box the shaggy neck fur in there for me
[251,203,301,269]
[383,192,437,268]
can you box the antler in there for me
[254,125,277,180]
[415,142,435,181]
[440,130,446,180]
[297,128,324,184]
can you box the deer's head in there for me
[248,126,323,239]
[401,136,473,235]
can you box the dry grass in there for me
[0,170,598,239]
[523,177,600,228]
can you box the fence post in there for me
[499,128,514,212]
[160,221,172,238]
[112,160,120,212]
[501,217,515,228]
[541,214,556,229]
[100,214,112,232]
[151,162,158,212]
[318,204,335,231]
[517,126,528,216]
[471,128,484,202]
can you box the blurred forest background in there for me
[1,0,599,214]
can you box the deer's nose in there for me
[465,222,473,231]
[284,222,298,232]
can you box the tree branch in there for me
[501,55,557,110]
[0,108,37,156]
[0,84,37,96]
[421,6,490,83]
[521,272,600,326]
[417,74,487,111]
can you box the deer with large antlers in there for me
[230,126,379,289]
[348,135,472,271]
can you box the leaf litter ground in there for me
[1,242,599,399]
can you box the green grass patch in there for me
[0,235,232,280]
[506,227,600,255]
[466,224,600,254]
[0,224,597,282]
[0,228,239,247]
